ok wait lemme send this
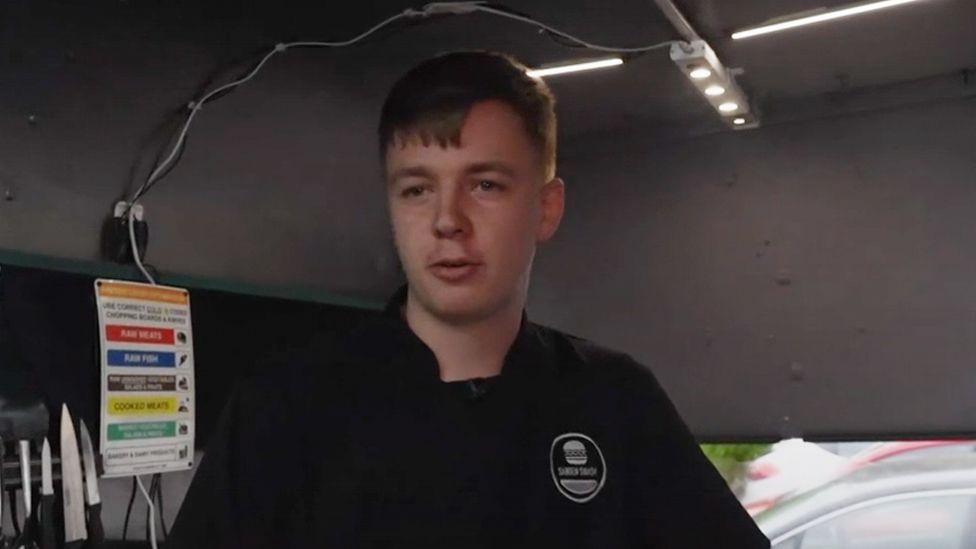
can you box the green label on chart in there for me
[107,421,176,441]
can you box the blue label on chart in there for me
[107,350,176,368]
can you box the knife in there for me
[39,438,56,549]
[11,439,35,549]
[18,440,32,519]
[78,420,104,545]
[60,405,88,548]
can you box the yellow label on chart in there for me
[107,396,179,416]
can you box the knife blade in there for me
[18,440,32,516]
[78,419,104,544]
[60,404,88,547]
[40,438,56,549]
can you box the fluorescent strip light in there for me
[527,58,624,78]
[732,0,926,40]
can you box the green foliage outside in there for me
[700,443,772,496]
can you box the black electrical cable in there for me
[7,488,22,537]
[129,132,189,206]
[127,43,298,207]
[124,2,664,207]
[123,41,259,208]
[542,30,589,49]
[154,473,169,538]
[124,11,426,206]
[195,48,273,107]
[122,476,137,541]
[481,3,585,49]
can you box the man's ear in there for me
[536,177,565,243]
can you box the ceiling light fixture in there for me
[731,0,928,40]
[670,40,758,130]
[527,57,624,78]
[733,117,746,125]
[704,85,725,96]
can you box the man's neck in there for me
[403,291,523,382]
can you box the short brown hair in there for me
[378,51,557,180]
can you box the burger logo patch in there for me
[550,433,606,503]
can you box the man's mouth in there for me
[433,259,476,267]
[429,258,483,282]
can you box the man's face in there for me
[385,100,564,324]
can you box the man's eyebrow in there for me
[388,165,435,183]
[388,162,518,184]
[465,162,516,178]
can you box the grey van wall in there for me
[0,1,405,300]
[539,97,976,439]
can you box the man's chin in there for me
[429,299,488,324]
[417,287,491,323]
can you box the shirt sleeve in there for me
[622,356,771,549]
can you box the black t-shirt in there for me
[168,285,769,548]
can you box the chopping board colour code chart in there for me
[95,279,196,477]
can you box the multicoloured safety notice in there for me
[95,279,195,477]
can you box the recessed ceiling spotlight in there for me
[719,102,739,112]
[689,67,712,79]
[704,85,726,96]
[733,117,747,125]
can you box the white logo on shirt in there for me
[550,433,607,503]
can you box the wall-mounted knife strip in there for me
[0,456,62,489]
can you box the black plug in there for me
[100,201,149,264]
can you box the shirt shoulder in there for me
[536,324,662,393]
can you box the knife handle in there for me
[39,494,56,549]
[86,502,104,545]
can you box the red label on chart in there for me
[106,325,174,344]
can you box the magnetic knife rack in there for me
[0,455,63,490]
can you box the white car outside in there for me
[741,438,846,515]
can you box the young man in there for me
[169,51,769,548]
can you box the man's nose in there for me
[433,187,470,238]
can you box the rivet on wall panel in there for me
[789,362,804,382]
[779,414,800,438]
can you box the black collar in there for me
[381,284,555,384]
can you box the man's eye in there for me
[401,186,426,198]
[477,180,501,191]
